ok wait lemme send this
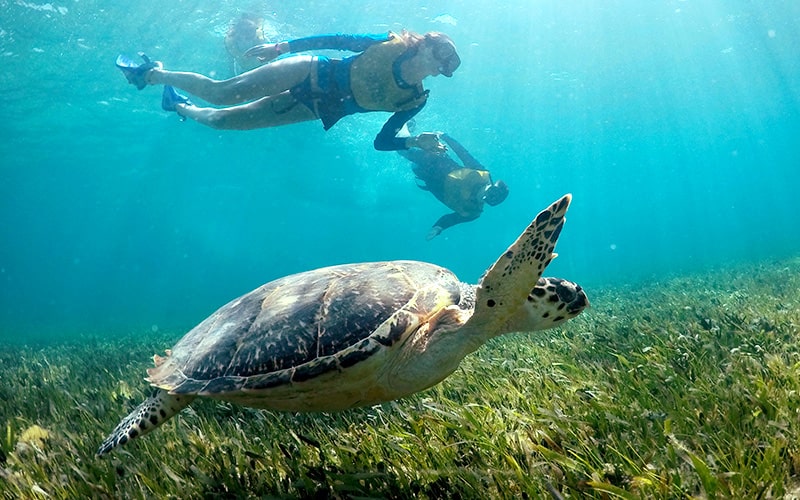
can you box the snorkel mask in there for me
[426,33,461,77]
[484,180,509,206]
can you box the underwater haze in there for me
[4,1,800,498]
[1,0,799,343]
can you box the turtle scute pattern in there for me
[145,261,465,396]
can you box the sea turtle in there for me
[97,194,588,455]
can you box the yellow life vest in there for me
[442,169,491,217]
[349,32,428,111]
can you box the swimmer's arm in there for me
[427,212,478,239]
[373,104,426,151]
[247,33,391,61]
[285,33,391,53]
[442,134,484,169]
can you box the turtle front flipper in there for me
[466,194,587,338]
[97,389,194,456]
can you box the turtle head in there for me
[503,277,589,333]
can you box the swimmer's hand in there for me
[244,42,287,62]
[408,132,447,153]
[425,226,443,241]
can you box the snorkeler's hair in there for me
[423,32,456,47]
[396,30,425,46]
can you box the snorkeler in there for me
[224,12,270,75]
[398,124,509,240]
[116,30,462,152]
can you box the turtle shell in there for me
[146,260,465,397]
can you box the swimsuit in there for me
[283,32,429,149]
[289,56,363,130]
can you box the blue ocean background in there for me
[1,0,798,344]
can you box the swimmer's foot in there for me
[115,52,162,90]
[161,85,192,113]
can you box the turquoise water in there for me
[1,1,798,343]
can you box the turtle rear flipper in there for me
[466,194,586,337]
[97,389,194,456]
